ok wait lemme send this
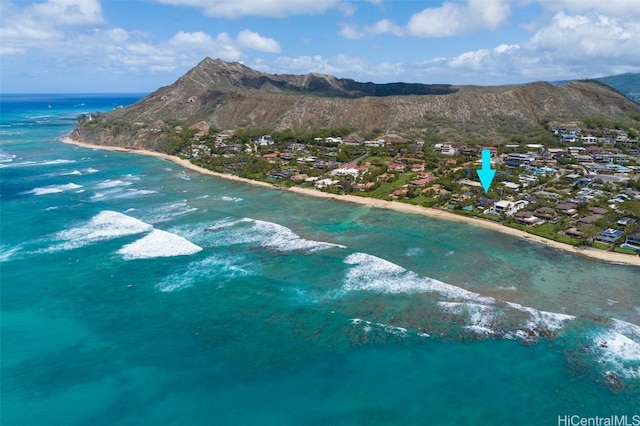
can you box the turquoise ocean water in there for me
[1,94,639,425]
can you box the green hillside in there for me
[596,73,640,103]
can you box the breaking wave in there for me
[44,210,152,252]
[204,217,345,253]
[592,319,640,379]
[117,229,202,260]
[22,183,83,196]
[342,252,494,303]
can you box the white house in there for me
[330,167,360,178]
[441,144,456,155]
[315,178,339,189]
[255,135,274,146]
[490,200,528,216]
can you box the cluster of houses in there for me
[175,124,640,253]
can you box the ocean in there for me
[1,94,639,425]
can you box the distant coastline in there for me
[60,135,640,267]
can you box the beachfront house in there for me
[489,199,528,216]
[624,231,640,249]
[514,211,540,225]
[595,228,624,244]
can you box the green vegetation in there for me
[72,106,640,259]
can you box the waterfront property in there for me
[595,228,624,244]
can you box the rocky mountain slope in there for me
[71,57,640,151]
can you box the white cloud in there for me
[540,0,640,19]
[154,0,342,18]
[0,1,280,76]
[419,8,640,84]
[407,0,511,37]
[528,12,639,61]
[263,54,403,81]
[339,19,404,39]
[0,0,104,55]
[31,0,104,26]
[236,29,281,53]
[340,0,511,39]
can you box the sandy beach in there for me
[61,136,640,266]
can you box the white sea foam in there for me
[91,188,157,200]
[23,183,83,196]
[251,219,345,253]
[142,201,198,224]
[349,318,409,337]
[117,229,202,260]
[342,252,494,303]
[219,196,243,202]
[45,210,152,252]
[0,245,22,262]
[95,179,133,189]
[404,247,424,257]
[204,217,253,231]
[156,254,253,292]
[6,159,76,168]
[0,153,16,163]
[175,170,191,180]
[593,319,640,379]
[206,217,345,253]
[505,302,575,332]
[438,302,501,336]
[61,170,82,176]
[496,286,518,291]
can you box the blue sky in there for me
[1,0,639,93]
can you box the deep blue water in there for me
[1,94,639,425]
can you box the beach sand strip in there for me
[60,136,640,267]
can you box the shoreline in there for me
[60,135,640,267]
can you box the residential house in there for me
[377,172,393,182]
[514,211,540,225]
[482,147,498,156]
[617,217,636,227]
[577,215,603,226]
[391,188,408,198]
[565,227,583,238]
[315,178,338,189]
[409,178,431,187]
[388,163,406,172]
[556,202,578,215]
[411,163,425,172]
[595,228,624,244]
[589,207,609,215]
[330,167,360,178]
[353,182,375,191]
[624,231,640,249]
[490,200,528,216]
[441,144,456,155]
[475,197,498,208]
[417,172,436,181]
[255,135,274,146]
[534,207,558,222]
[561,134,579,143]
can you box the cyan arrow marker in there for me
[476,149,496,193]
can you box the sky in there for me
[1,0,639,93]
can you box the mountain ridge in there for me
[71,57,640,151]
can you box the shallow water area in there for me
[1,95,639,425]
